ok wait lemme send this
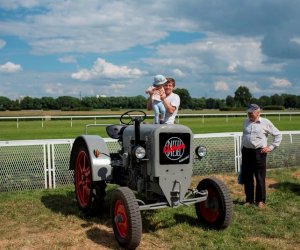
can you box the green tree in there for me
[283,94,297,108]
[56,96,81,110]
[258,95,271,108]
[225,95,235,107]
[20,96,34,110]
[41,97,57,110]
[270,94,284,106]
[234,86,252,107]
[297,96,300,108]
[0,96,12,110]
[9,100,21,111]
[173,88,192,109]
[205,98,216,109]
[130,95,147,109]
[190,98,205,110]
[81,96,98,108]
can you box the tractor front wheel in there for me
[72,141,106,215]
[195,177,232,229]
[111,187,142,249]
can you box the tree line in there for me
[0,86,299,111]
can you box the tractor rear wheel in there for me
[72,141,106,215]
[111,187,142,249]
[195,177,232,229]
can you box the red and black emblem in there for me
[159,133,190,164]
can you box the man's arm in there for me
[161,96,176,114]
[268,123,282,150]
[146,97,152,111]
[261,120,282,153]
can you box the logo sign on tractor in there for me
[159,133,190,164]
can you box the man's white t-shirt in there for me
[163,93,180,124]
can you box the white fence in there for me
[0,131,299,192]
[1,112,299,128]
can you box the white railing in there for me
[0,131,299,192]
[1,112,299,128]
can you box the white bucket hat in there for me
[153,74,167,87]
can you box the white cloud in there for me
[0,61,22,73]
[144,35,284,75]
[101,84,126,95]
[43,82,63,95]
[173,68,184,77]
[235,81,262,94]
[71,58,146,81]
[0,1,172,55]
[0,39,6,49]
[214,81,229,91]
[0,0,41,10]
[291,37,300,45]
[71,69,91,81]
[0,1,299,99]
[58,56,77,64]
[270,77,292,88]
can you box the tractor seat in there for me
[106,125,126,139]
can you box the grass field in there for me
[1,110,299,249]
[0,109,299,140]
[0,168,299,249]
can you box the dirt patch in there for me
[0,222,167,250]
[292,169,300,180]
[246,236,299,250]
[191,174,278,201]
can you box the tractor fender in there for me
[70,135,112,181]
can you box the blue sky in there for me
[0,0,300,100]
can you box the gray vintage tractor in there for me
[69,110,232,249]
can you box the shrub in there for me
[262,105,285,110]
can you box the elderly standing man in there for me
[241,104,282,209]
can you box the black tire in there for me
[111,187,142,249]
[195,177,233,229]
[71,140,106,215]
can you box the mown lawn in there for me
[0,167,299,249]
[0,112,299,140]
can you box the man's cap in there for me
[153,74,167,86]
[247,103,260,113]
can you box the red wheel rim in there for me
[75,150,91,207]
[114,200,128,238]
[199,187,220,222]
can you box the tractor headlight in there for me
[195,145,207,159]
[134,146,146,159]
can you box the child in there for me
[146,75,167,124]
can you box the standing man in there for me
[241,104,282,209]
[147,77,180,124]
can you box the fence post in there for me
[47,143,52,188]
[234,135,242,172]
[51,143,56,188]
[43,144,48,188]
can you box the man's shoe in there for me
[258,202,266,209]
[243,202,251,207]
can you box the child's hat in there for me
[153,74,167,86]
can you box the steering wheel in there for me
[120,110,147,125]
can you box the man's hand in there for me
[159,88,166,100]
[261,146,271,154]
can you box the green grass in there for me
[1,114,299,140]
[0,168,299,249]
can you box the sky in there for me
[0,0,300,100]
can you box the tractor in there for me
[69,110,232,249]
